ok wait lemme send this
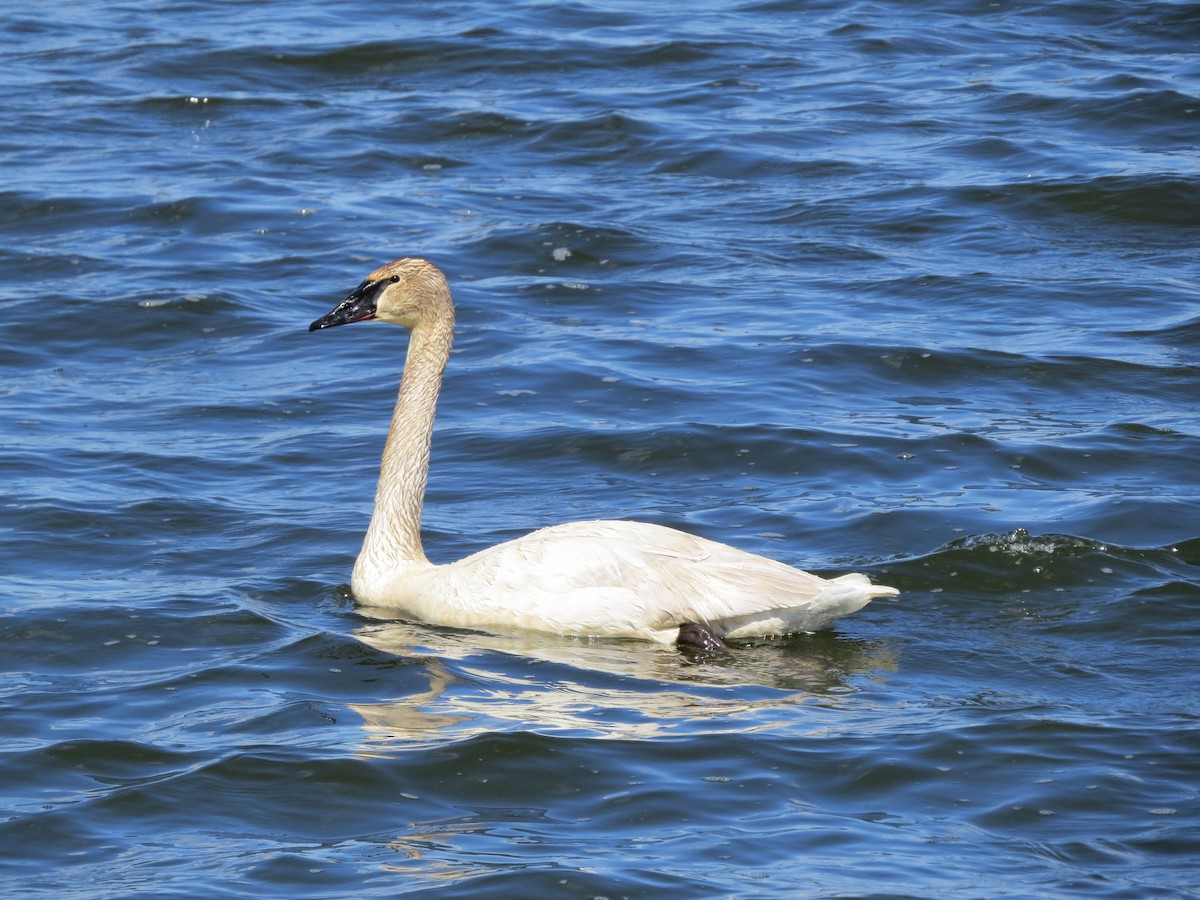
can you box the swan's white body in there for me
[311,258,897,647]
[353,518,890,644]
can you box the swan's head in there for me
[309,257,452,332]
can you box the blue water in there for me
[3,2,1199,897]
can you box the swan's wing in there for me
[620,522,897,636]
[436,520,895,640]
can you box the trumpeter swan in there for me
[310,258,897,649]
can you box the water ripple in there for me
[2,1,1198,897]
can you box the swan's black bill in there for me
[309,279,380,331]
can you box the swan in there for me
[309,257,898,650]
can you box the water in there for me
[2,1,1198,896]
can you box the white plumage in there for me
[310,257,897,649]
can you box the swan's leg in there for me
[676,621,730,651]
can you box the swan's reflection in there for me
[346,611,898,751]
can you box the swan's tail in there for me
[831,571,900,599]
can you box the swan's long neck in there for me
[356,305,454,577]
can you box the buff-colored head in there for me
[309,257,453,333]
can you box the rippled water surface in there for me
[3,1,1199,897]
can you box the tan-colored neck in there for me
[356,305,454,576]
